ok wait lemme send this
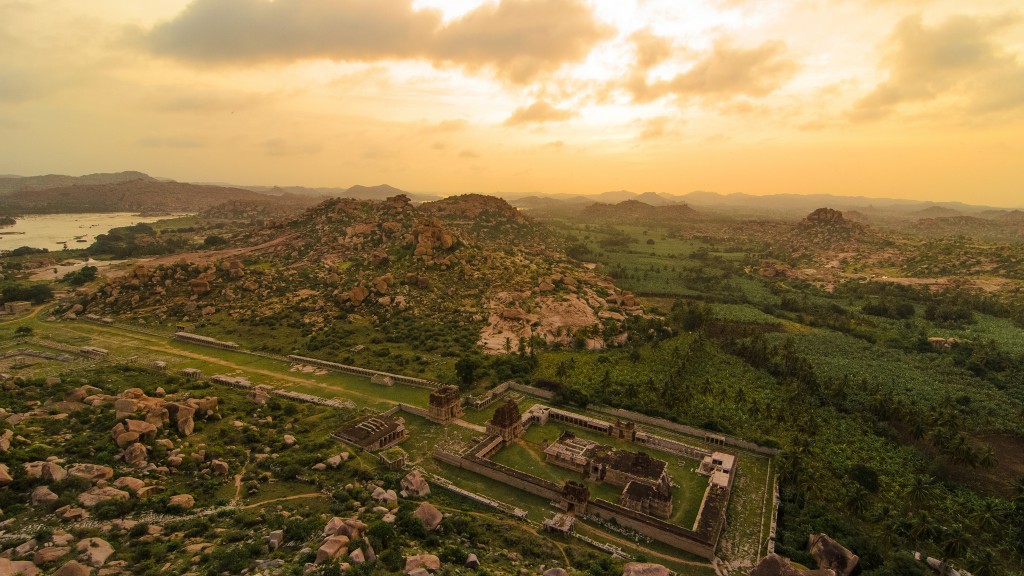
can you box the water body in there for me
[0,212,187,251]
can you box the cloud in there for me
[145,0,611,84]
[853,13,1024,120]
[628,40,797,103]
[137,136,205,149]
[262,137,322,157]
[419,119,468,134]
[504,100,577,126]
[435,0,614,83]
[637,116,673,140]
[629,29,674,71]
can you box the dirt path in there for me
[240,492,325,510]
[46,322,387,406]
[0,304,45,324]
[232,452,251,503]
[101,233,299,279]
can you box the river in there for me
[0,212,188,251]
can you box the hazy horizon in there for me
[1,1,1022,205]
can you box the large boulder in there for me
[268,530,284,551]
[123,443,148,467]
[77,486,129,508]
[24,461,66,482]
[413,502,442,530]
[67,464,114,483]
[32,546,71,565]
[315,536,349,564]
[31,485,59,505]
[54,559,91,576]
[0,463,14,486]
[124,419,158,439]
[401,470,430,497]
[75,538,114,567]
[112,477,145,495]
[323,517,366,539]
[404,554,440,574]
[807,533,859,576]
[622,563,671,576]
[0,558,41,575]
[543,570,569,576]
[168,493,195,510]
[210,460,229,476]
[750,553,834,576]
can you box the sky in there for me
[0,0,1022,205]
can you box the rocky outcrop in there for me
[807,533,858,576]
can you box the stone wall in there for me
[634,431,709,460]
[590,406,779,456]
[433,450,563,502]
[286,354,441,390]
[508,382,555,400]
[433,447,717,560]
[587,499,716,560]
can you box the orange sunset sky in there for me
[1,0,1022,204]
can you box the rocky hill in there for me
[0,179,267,214]
[69,194,642,354]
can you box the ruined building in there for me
[332,413,408,452]
[486,399,525,443]
[544,431,673,519]
[427,385,464,425]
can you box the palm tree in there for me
[906,475,938,508]
[942,524,969,561]
[973,499,1003,533]
[968,548,1000,576]
[846,486,872,518]
[909,510,936,542]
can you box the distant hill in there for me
[678,191,1012,218]
[0,179,267,214]
[581,199,698,222]
[0,171,155,195]
[235,182,440,203]
[910,206,962,219]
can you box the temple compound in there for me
[332,412,408,452]
[486,399,525,443]
[545,431,673,519]
[427,385,464,425]
[434,401,740,560]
